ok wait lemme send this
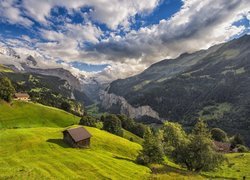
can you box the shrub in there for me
[231,134,245,148]
[79,116,97,127]
[211,128,228,142]
[60,101,71,112]
[236,145,248,152]
[102,114,123,136]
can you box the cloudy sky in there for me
[0,0,250,80]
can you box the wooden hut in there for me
[213,140,231,153]
[63,127,92,148]
[14,93,30,101]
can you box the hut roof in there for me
[63,127,92,142]
[14,93,30,98]
[213,140,231,153]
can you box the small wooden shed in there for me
[63,127,92,148]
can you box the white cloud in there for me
[0,0,33,26]
[1,0,250,82]
[89,0,250,67]
[19,0,160,29]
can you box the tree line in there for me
[137,120,248,172]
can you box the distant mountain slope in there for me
[0,69,89,115]
[107,35,250,144]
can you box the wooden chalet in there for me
[63,127,92,148]
[14,93,30,101]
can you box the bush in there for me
[79,116,97,127]
[116,114,146,138]
[211,128,228,142]
[102,114,123,136]
[231,134,245,148]
[236,145,248,152]
[61,101,71,112]
[136,153,150,165]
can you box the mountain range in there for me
[1,35,250,144]
[106,35,250,144]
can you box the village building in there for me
[14,93,30,101]
[213,140,231,153]
[63,126,92,148]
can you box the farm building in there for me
[213,141,231,153]
[14,93,30,101]
[63,126,92,148]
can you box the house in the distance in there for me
[213,141,231,153]
[63,126,92,148]
[14,93,30,101]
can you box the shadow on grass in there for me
[151,163,196,176]
[46,139,70,148]
[113,155,135,163]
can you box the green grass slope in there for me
[1,100,249,179]
[0,101,150,179]
[0,127,150,179]
[0,100,80,128]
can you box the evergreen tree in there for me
[136,128,164,165]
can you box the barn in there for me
[63,126,92,148]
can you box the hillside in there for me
[0,101,151,179]
[0,127,151,179]
[107,35,250,145]
[0,100,80,128]
[0,101,249,179]
[0,69,88,115]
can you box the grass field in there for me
[0,100,249,179]
[0,127,150,179]
[0,100,80,128]
[0,101,151,179]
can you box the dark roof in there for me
[63,127,92,142]
[213,141,231,153]
[14,93,30,98]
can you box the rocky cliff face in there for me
[100,90,161,120]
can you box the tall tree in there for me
[137,128,164,165]
[0,77,15,102]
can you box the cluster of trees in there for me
[137,120,226,172]
[116,114,147,138]
[79,113,147,139]
[0,77,15,102]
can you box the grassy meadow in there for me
[0,100,249,179]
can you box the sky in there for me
[0,0,250,80]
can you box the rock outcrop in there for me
[100,90,161,120]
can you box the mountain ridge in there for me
[106,35,250,144]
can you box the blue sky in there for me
[0,0,250,78]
